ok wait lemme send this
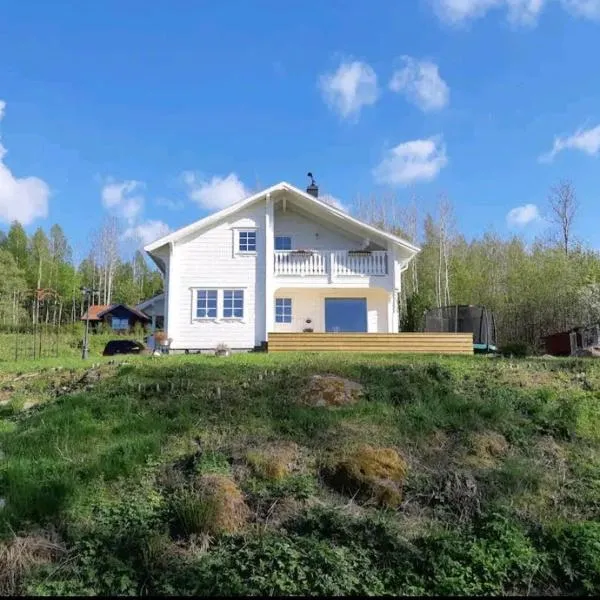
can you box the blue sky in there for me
[1,0,600,258]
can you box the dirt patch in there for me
[301,375,363,407]
[323,445,408,507]
[245,441,301,481]
[0,533,64,596]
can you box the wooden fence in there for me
[268,332,474,354]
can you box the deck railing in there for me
[274,250,388,277]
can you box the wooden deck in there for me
[268,332,474,354]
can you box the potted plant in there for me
[291,249,314,256]
[348,249,372,256]
[215,342,231,357]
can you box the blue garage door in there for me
[325,298,368,333]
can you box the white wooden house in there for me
[144,181,420,352]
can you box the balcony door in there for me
[324,298,367,333]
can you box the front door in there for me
[325,298,368,333]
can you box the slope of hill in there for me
[1,353,600,596]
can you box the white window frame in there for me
[222,289,244,320]
[233,228,258,256]
[190,287,248,323]
[275,297,292,323]
[275,235,292,251]
[191,288,219,321]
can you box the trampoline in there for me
[424,305,498,353]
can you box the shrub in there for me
[499,342,530,357]
[542,521,600,594]
[170,475,248,537]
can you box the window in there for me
[275,236,292,251]
[112,317,129,330]
[223,289,244,318]
[196,289,217,319]
[275,298,292,323]
[238,230,257,252]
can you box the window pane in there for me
[112,317,129,330]
[275,236,291,250]
[275,298,292,323]
[196,289,217,318]
[224,290,243,318]
[239,230,256,252]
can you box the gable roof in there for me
[136,293,165,312]
[81,304,111,321]
[144,181,420,256]
[81,303,151,322]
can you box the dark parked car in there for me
[102,340,145,357]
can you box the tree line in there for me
[356,180,600,350]
[0,217,163,330]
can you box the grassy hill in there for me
[1,353,600,595]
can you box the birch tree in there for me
[548,180,578,256]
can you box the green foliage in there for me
[500,342,531,357]
[415,513,543,595]
[2,355,600,595]
[168,487,217,538]
[153,533,388,596]
[401,291,430,332]
[541,521,600,594]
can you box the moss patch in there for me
[323,445,408,507]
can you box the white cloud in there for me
[506,203,541,226]
[0,101,50,225]
[562,0,600,18]
[155,197,184,211]
[319,60,379,121]
[183,172,249,210]
[539,124,600,162]
[123,220,171,246]
[101,179,144,223]
[433,0,544,24]
[432,0,600,24]
[389,57,450,112]
[321,193,348,212]
[373,137,448,186]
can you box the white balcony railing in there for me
[274,250,388,277]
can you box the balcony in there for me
[274,250,388,278]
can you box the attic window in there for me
[238,230,257,253]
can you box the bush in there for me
[542,521,600,594]
[499,342,530,357]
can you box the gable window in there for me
[196,289,218,319]
[275,236,292,251]
[238,230,257,253]
[112,317,129,330]
[223,289,244,318]
[275,298,292,323]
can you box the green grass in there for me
[1,353,600,595]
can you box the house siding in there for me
[272,288,390,334]
[274,206,366,251]
[169,203,266,350]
